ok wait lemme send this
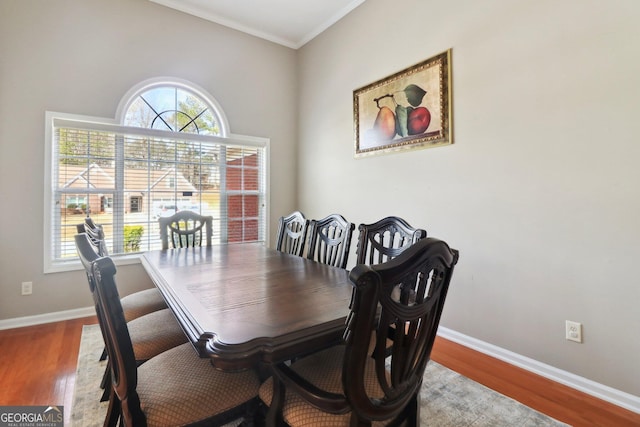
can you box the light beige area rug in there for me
[71,325,568,426]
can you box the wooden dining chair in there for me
[77,218,167,322]
[275,211,309,257]
[75,233,188,401]
[306,214,355,269]
[75,232,186,362]
[76,234,260,427]
[76,217,109,256]
[355,216,427,265]
[259,238,459,427]
[355,216,428,358]
[159,210,213,250]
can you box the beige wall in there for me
[296,0,640,397]
[0,1,298,318]
[1,0,639,404]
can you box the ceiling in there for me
[149,0,366,49]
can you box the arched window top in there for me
[116,77,230,136]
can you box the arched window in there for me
[45,78,268,271]
[119,78,228,136]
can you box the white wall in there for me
[0,1,298,319]
[296,0,640,396]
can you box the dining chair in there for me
[159,210,213,250]
[75,233,188,401]
[355,216,428,358]
[75,231,186,361]
[77,218,167,322]
[355,216,427,265]
[76,234,260,427]
[76,217,109,256]
[275,211,309,257]
[306,214,355,269]
[259,238,459,427]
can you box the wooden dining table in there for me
[141,243,354,371]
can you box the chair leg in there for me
[238,399,261,427]
[100,362,111,401]
[99,346,107,361]
[103,387,120,427]
[265,378,285,427]
[413,392,420,427]
[100,382,110,402]
[404,393,419,427]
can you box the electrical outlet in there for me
[21,281,33,296]
[565,320,582,343]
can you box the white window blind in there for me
[46,115,266,270]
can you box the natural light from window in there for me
[45,78,268,272]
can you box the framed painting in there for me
[354,49,452,157]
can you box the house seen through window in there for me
[46,79,267,270]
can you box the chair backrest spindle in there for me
[355,216,427,265]
[275,211,309,257]
[159,211,213,250]
[306,214,355,268]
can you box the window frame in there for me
[44,84,270,273]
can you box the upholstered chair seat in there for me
[127,308,188,361]
[259,345,391,427]
[120,288,167,322]
[137,343,260,426]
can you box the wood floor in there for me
[430,339,640,427]
[0,317,95,425]
[0,317,638,427]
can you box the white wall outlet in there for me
[565,320,582,343]
[21,281,33,296]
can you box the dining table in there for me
[140,243,354,372]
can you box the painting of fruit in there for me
[353,49,452,157]
[408,106,431,135]
[373,106,397,140]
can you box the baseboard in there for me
[437,326,640,415]
[0,307,95,330]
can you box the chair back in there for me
[159,211,213,250]
[355,216,426,265]
[275,211,309,257]
[344,238,458,423]
[75,233,145,426]
[76,217,109,256]
[306,214,355,268]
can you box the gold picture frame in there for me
[354,49,452,157]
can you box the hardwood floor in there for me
[0,317,96,426]
[0,316,638,426]
[430,339,640,427]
